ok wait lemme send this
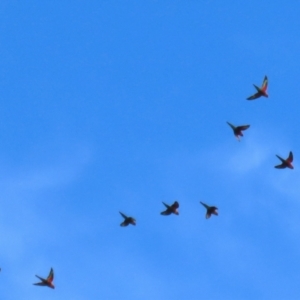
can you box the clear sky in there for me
[0,1,300,299]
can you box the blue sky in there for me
[0,1,300,299]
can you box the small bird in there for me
[33,268,55,289]
[200,202,218,219]
[161,201,179,215]
[119,212,136,226]
[246,76,268,100]
[227,122,250,141]
[274,151,294,169]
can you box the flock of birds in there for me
[119,75,294,228]
[20,75,293,291]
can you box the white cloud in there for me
[0,143,94,298]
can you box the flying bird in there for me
[33,268,55,289]
[227,122,250,141]
[200,202,218,219]
[246,75,268,100]
[119,212,136,226]
[161,201,179,215]
[274,151,294,169]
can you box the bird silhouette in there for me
[161,201,179,215]
[119,212,136,226]
[200,202,218,219]
[227,122,250,141]
[275,151,294,169]
[33,268,54,289]
[246,76,268,100]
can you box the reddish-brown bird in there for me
[227,122,250,141]
[247,76,268,100]
[119,212,136,226]
[275,151,294,169]
[161,201,179,215]
[200,202,218,219]
[33,268,55,289]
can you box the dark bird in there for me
[161,201,179,215]
[246,76,268,100]
[227,122,250,141]
[200,202,218,219]
[119,212,136,226]
[275,151,294,169]
[33,268,55,289]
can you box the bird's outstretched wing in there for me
[162,202,170,209]
[237,125,250,131]
[33,282,46,286]
[261,76,268,92]
[287,151,293,163]
[227,122,236,130]
[200,201,209,209]
[119,212,127,219]
[247,92,261,100]
[47,268,54,282]
[33,275,46,286]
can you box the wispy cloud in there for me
[2,145,92,192]
[224,140,269,174]
[0,142,94,299]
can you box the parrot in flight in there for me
[119,212,136,226]
[227,122,250,141]
[274,151,294,169]
[200,202,218,219]
[246,76,268,100]
[33,268,55,289]
[161,201,179,215]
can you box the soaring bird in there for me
[274,151,294,169]
[119,212,136,226]
[200,202,218,219]
[33,268,55,289]
[246,76,268,100]
[227,122,250,141]
[161,201,179,215]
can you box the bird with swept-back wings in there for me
[227,122,250,141]
[33,268,55,289]
[246,76,268,100]
[119,212,136,226]
[275,151,294,169]
[200,202,218,219]
[161,201,179,215]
